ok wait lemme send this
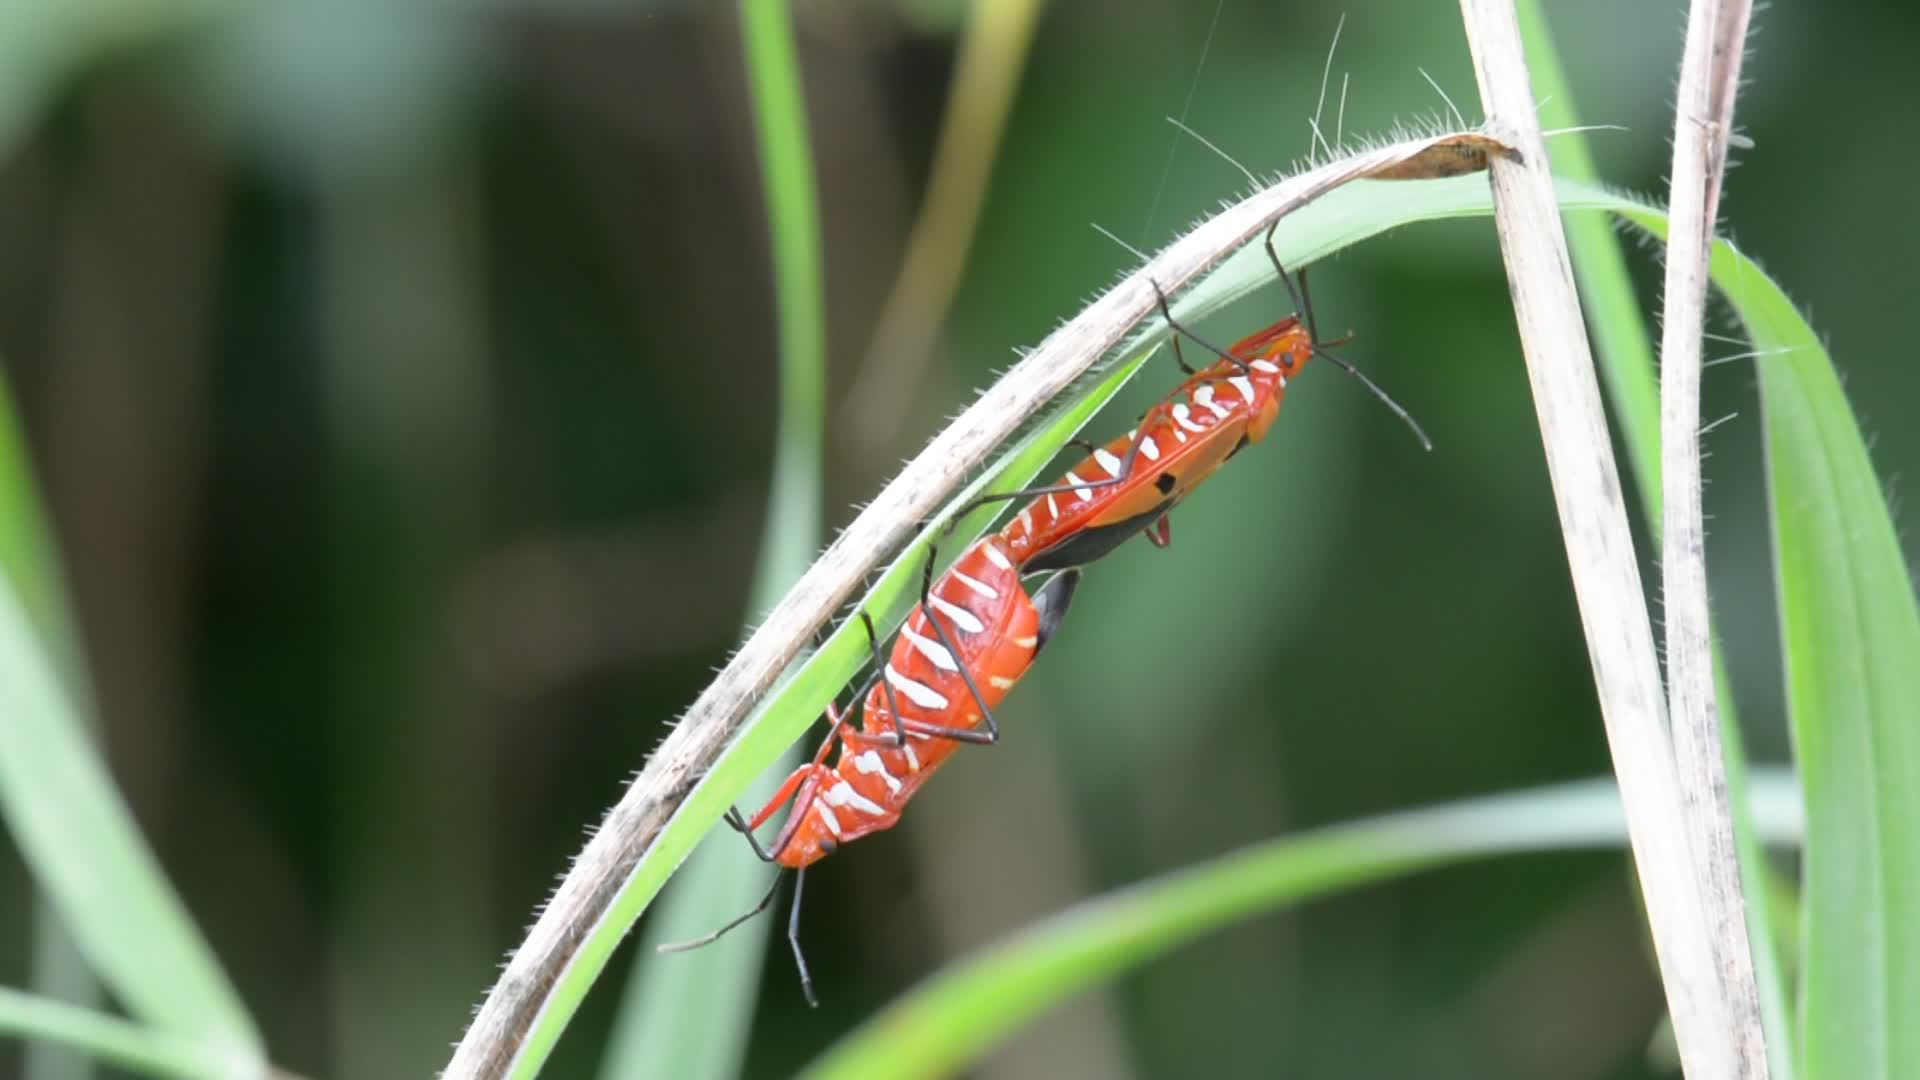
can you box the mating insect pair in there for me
[662,227,1428,1004]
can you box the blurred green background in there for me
[0,1,1912,1077]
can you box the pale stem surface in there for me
[1455,0,1743,1075]
[1658,0,1767,1075]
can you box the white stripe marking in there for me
[1251,358,1281,374]
[886,662,952,710]
[1173,403,1205,434]
[950,568,999,599]
[1017,506,1033,534]
[927,594,986,635]
[904,742,921,771]
[853,750,902,795]
[1064,469,1095,503]
[989,675,1016,690]
[1230,375,1256,404]
[1093,448,1124,478]
[900,623,957,670]
[1278,373,1288,387]
[1046,493,1060,518]
[825,781,887,818]
[816,802,843,838]
[1195,384,1231,419]
[981,541,1014,571]
[1138,435,1161,460]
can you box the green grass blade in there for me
[0,987,234,1080]
[1742,245,1920,1079]
[1591,198,1920,1078]
[1513,0,1660,509]
[0,373,259,1062]
[599,1,827,1076]
[0,571,261,1062]
[2,364,111,1080]
[0,379,86,687]
[803,772,1805,1080]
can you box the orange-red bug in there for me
[660,535,1080,1005]
[982,226,1431,574]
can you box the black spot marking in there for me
[1155,472,1176,494]
[1024,498,1176,573]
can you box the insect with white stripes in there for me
[660,534,1079,1005]
[983,230,1430,574]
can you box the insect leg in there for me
[914,547,1001,744]
[1147,278,1249,373]
[655,870,787,954]
[790,867,819,1008]
[856,610,909,750]
[1262,221,1318,344]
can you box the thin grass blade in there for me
[803,773,1804,1080]
[0,374,260,1063]
[0,572,261,1064]
[0,987,233,1080]
[601,0,828,1075]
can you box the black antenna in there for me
[1262,221,1316,343]
[1148,216,1430,453]
[1311,346,1433,451]
[1121,122,1430,453]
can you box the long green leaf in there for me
[803,772,1805,1080]
[0,987,232,1080]
[0,572,261,1065]
[0,374,259,1065]
[0,380,85,685]
[1,362,109,1080]
[1741,238,1920,1079]
[1597,201,1920,1079]
[600,1,828,1077]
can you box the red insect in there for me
[976,229,1430,574]
[662,534,1080,1005]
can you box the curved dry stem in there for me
[1658,0,1766,1075]
[443,127,1511,1080]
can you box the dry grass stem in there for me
[1454,0,1747,1075]
[1659,0,1768,1074]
